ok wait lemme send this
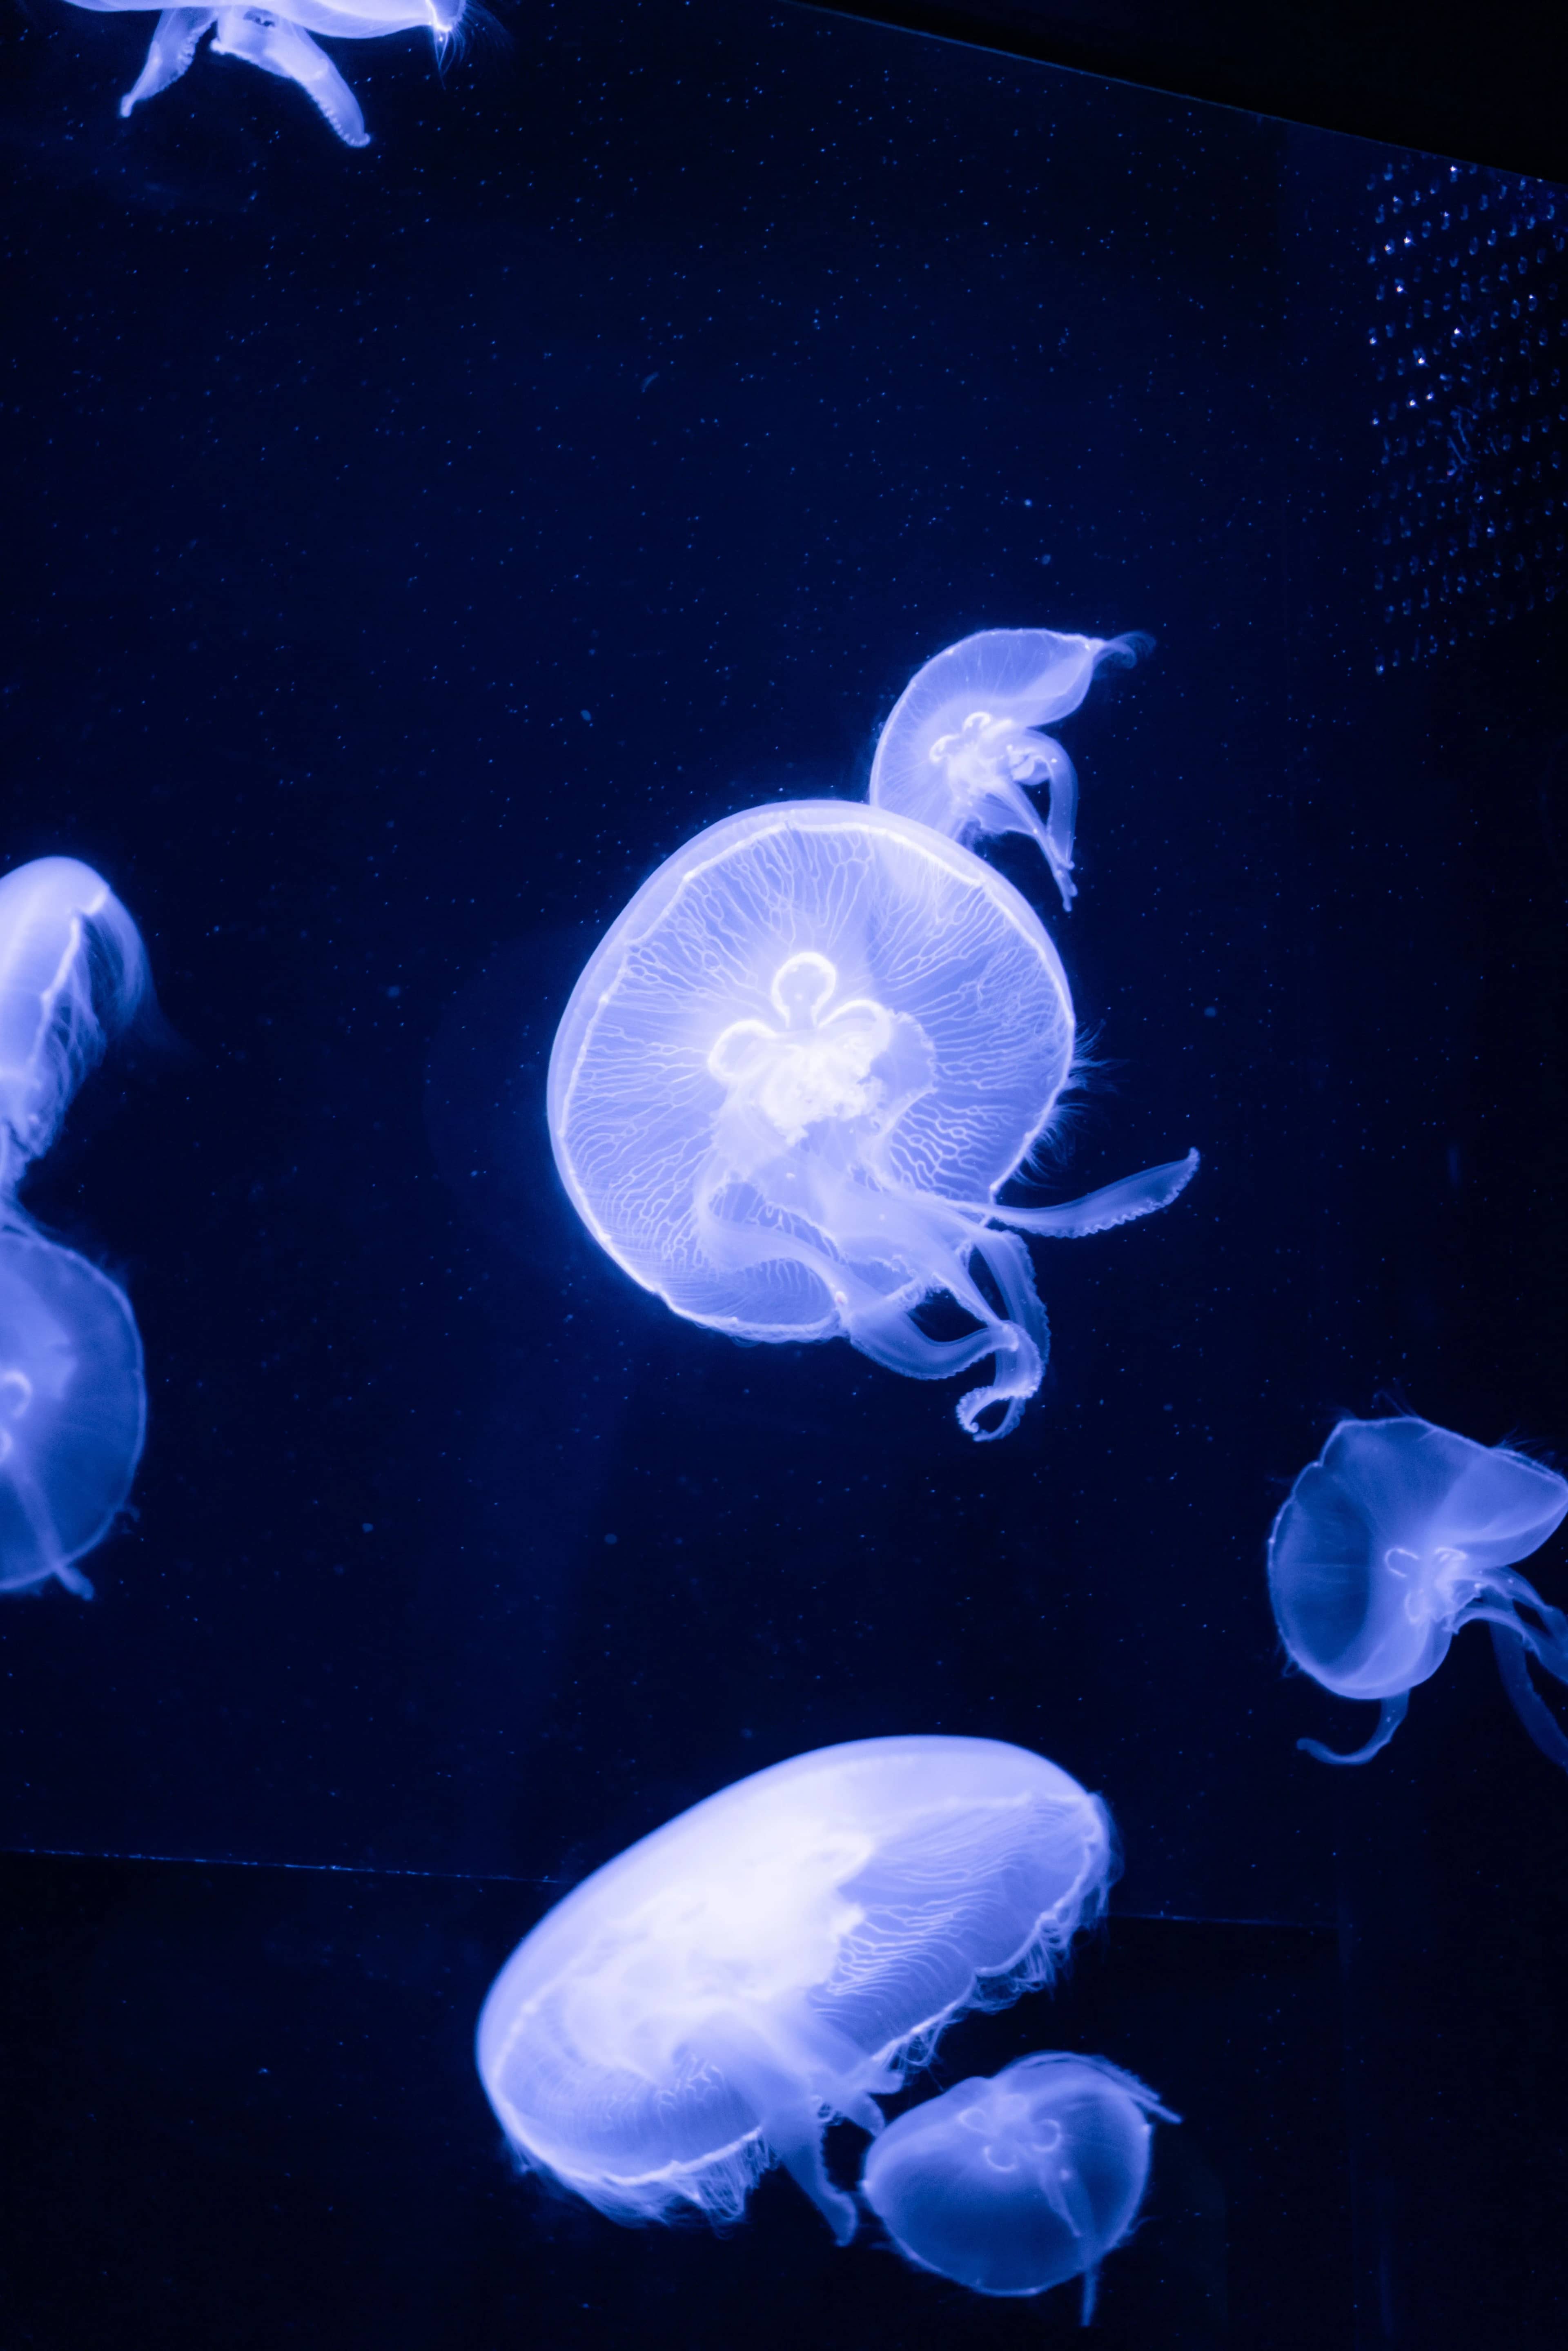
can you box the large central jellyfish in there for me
[549,801,1196,1439]
[1268,1414,1568,1771]
[475,1735,1115,2241]
[0,857,150,1597]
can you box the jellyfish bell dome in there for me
[475,1735,1116,2243]
[548,798,1196,1439]
[0,1230,146,1597]
[867,627,1147,909]
[860,2051,1174,2313]
[1268,1414,1568,1768]
[0,854,148,1199]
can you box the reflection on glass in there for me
[63,0,463,148]
[860,2051,1175,2315]
[1268,1414,1568,1770]
[0,857,150,1597]
[549,801,1196,1438]
[476,1735,1114,2240]
[869,627,1148,908]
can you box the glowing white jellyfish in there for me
[475,1735,1115,2241]
[1268,1414,1568,1771]
[62,0,463,147]
[548,800,1196,1440]
[0,857,150,1597]
[868,628,1148,909]
[860,2052,1175,2315]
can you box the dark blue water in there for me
[1,4,1565,2342]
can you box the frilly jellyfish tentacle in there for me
[209,11,370,144]
[117,6,216,113]
[67,0,462,145]
[1489,1623,1568,1773]
[978,1148,1202,1241]
[1297,1693,1409,1767]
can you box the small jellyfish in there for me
[476,1735,1116,2241]
[0,856,151,1597]
[548,800,1196,1439]
[0,1232,146,1597]
[860,2052,1176,2317]
[63,0,464,148]
[868,628,1149,909]
[1268,1414,1568,1770]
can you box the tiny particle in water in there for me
[604,1533,619,1546]
[1203,1005,1218,1017]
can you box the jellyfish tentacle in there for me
[209,9,371,146]
[1489,1623,1568,1774]
[1298,1693,1409,1766]
[118,7,217,114]
[981,1149,1200,1239]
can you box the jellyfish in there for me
[1267,1414,1568,1771]
[548,800,1197,1439]
[0,856,151,1596]
[0,1232,147,1597]
[860,2052,1175,2317]
[476,1734,1116,2242]
[867,628,1149,910]
[63,0,464,147]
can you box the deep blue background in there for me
[1,1,1566,2341]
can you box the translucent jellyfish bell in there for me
[476,1735,1116,2242]
[860,2052,1175,2316]
[64,0,465,148]
[549,801,1197,1439]
[0,856,151,1597]
[0,856,148,1198]
[0,1232,146,1597]
[868,628,1148,909]
[1268,1415,1568,1771]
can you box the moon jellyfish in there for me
[1268,1414,1568,1771]
[868,628,1148,909]
[476,1735,1115,2241]
[549,800,1197,1439]
[860,2052,1175,2316]
[63,0,463,148]
[0,857,151,1597]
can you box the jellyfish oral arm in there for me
[1489,1623,1568,1774]
[1297,1693,1410,1767]
[208,9,370,144]
[114,6,216,114]
[976,1148,1201,1240]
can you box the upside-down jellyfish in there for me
[868,629,1148,909]
[1268,1414,1568,1771]
[64,0,463,147]
[860,2052,1175,2316]
[0,856,151,1596]
[476,1735,1115,2241]
[548,801,1196,1439]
